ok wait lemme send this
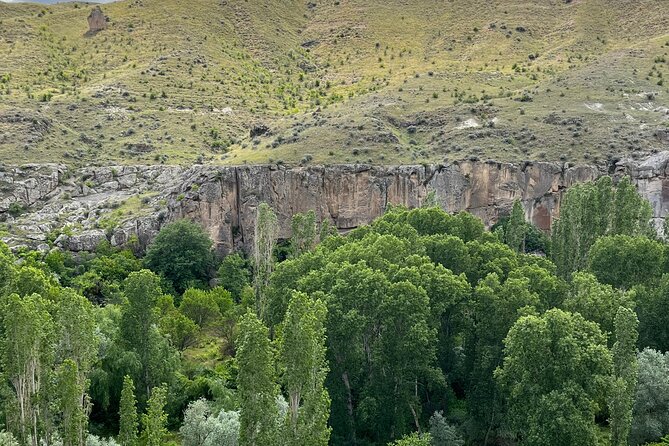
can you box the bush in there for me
[180,399,240,446]
[86,435,120,446]
[0,431,19,446]
[7,202,23,218]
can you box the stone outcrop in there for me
[658,129,669,144]
[87,6,108,34]
[1,154,669,254]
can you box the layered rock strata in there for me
[1,154,668,254]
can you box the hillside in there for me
[1,0,668,167]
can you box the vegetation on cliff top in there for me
[1,0,668,166]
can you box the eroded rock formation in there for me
[87,6,108,34]
[1,154,669,254]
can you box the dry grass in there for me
[0,0,667,166]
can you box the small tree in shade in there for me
[144,220,213,293]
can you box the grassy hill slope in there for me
[0,0,668,166]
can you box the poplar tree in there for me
[58,359,87,446]
[505,200,527,253]
[611,176,652,236]
[0,293,55,446]
[118,376,139,446]
[237,311,279,446]
[610,307,639,446]
[253,203,279,320]
[55,289,98,444]
[290,210,317,257]
[280,292,331,445]
[552,176,652,278]
[120,270,175,403]
[142,385,168,446]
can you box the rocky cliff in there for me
[2,154,668,254]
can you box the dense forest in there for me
[2,176,669,446]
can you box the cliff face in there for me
[1,154,668,254]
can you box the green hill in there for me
[1,0,668,166]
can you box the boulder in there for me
[56,229,107,252]
[657,129,669,144]
[87,6,108,34]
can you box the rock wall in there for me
[1,154,669,254]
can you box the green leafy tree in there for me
[505,200,527,253]
[551,176,652,278]
[429,411,464,446]
[157,296,199,350]
[54,289,98,442]
[236,311,279,446]
[630,349,669,445]
[58,359,87,446]
[180,398,240,446]
[253,203,279,320]
[389,432,432,446]
[118,376,138,446]
[611,176,653,236]
[636,277,669,352]
[0,431,19,446]
[610,307,639,446]
[179,288,222,327]
[119,270,176,402]
[563,272,633,338]
[144,220,213,293]
[465,272,540,441]
[290,210,317,257]
[588,235,664,289]
[423,234,470,275]
[279,292,331,445]
[0,293,55,446]
[141,384,168,446]
[496,309,612,446]
[551,177,613,277]
[217,253,250,302]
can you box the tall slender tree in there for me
[253,203,279,320]
[55,289,98,444]
[290,211,317,257]
[58,359,87,446]
[610,307,639,446]
[279,292,331,445]
[0,293,55,446]
[120,270,175,403]
[237,311,279,446]
[118,376,139,446]
[505,200,527,253]
[142,384,168,446]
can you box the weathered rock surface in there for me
[87,6,108,34]
[1,155,668,254]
